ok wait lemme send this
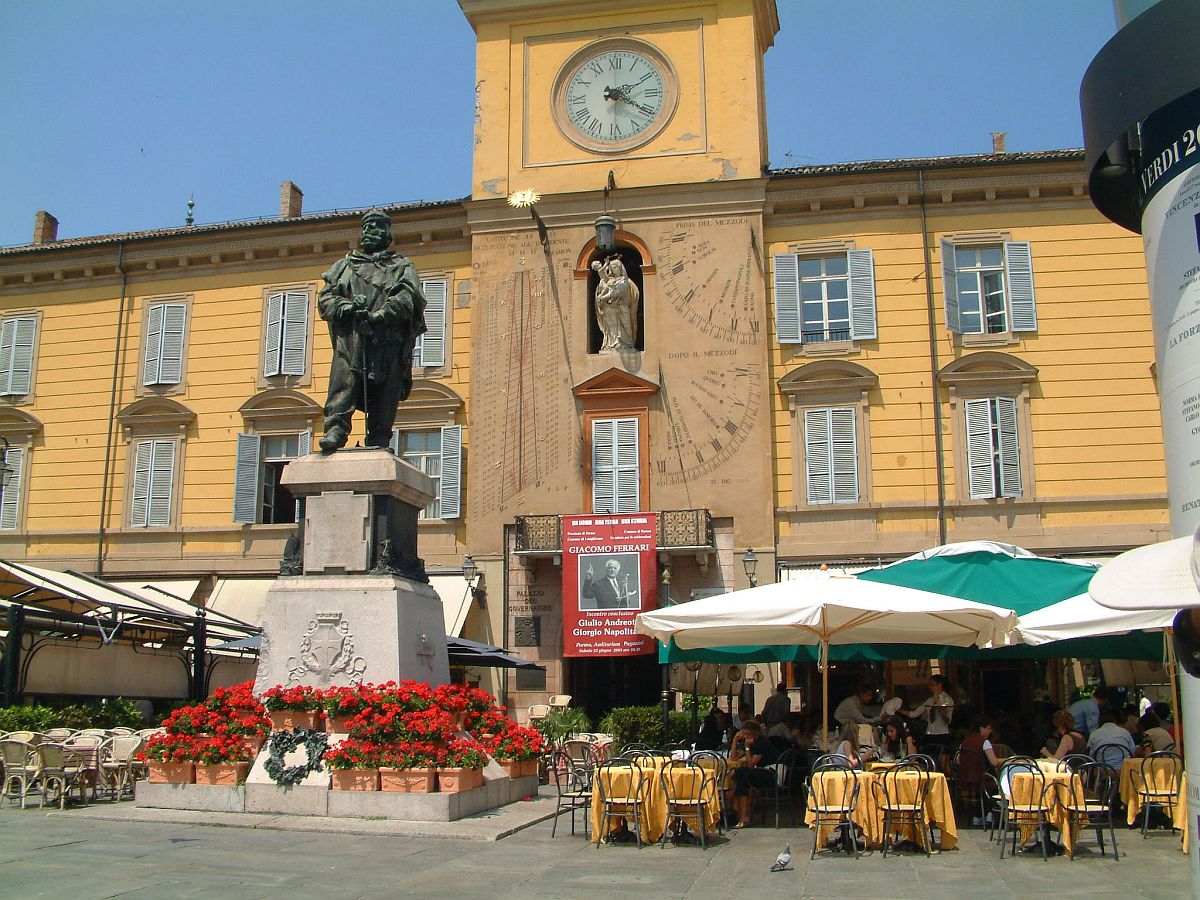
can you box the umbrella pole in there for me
[1166,628,1184,750]
[821,639,830,751]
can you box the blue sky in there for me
[0,1,1117,247]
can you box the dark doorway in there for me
[568,654,661,726]
[587,244,644,353]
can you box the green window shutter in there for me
[263,292,284,377]
[830,407,859,503]
[995,397,1022,497]
[773,254,802,344]
[1004,241,1037,332]
[281,291,309,375]
[147,440,176,526]
[941,239,962,334]
[142,305,163,386]
[803,408,833,505]
[233,433,262,524]
[439,424,462,519]
[0,447,25,530]
[416,279,448,367]
[614,417,640,513]
[592,419,616,514]
[847,249,877,341]
[964,398,997,499]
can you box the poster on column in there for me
[562,513,657,657]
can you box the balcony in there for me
[514,509,715,566]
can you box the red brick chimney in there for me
[992,131,1007,154]
[280,181,303,218]
[33,210,59,244]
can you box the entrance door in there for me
[568,655,662,726]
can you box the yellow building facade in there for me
[0,0,1168,712]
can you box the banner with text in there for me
[562,512,657,657]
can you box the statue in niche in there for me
[317,210,427,452]
[592,255,640,351]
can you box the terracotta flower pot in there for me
[437,767,483,793]
[380,767,436,793]
[498,759,523,779]
[521,758,540,778]
[270,710,322,732]
[326,714,355,734]
[148,761,195,784]
[331,768,380,791]
[242,736,266,756]
[195,762,251,786]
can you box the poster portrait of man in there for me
[578,553,640,611]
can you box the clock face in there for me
[553,38,678,153]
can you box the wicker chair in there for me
[99,735,144,799]
[36,744,87,810]
[1,740,37,808]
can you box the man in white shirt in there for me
[833,686,877,726]
[905,675,954,747]
[1087,709,1136,764]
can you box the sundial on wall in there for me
[653,217,764,487]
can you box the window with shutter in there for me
[0,446,25,530]
[262,293,283,377]
[415,278,448,368]
[143,302,188,386]
[591,417,639,514]
[942,240,1038,337]
[803,407,858,505]
[232,434,262,524]
[131,439,176,526]
[234,432,309,524]
[773,254,801,344]
[394,428,445,518]
[964,397,1022,499]
[846,249,877,341]
[438,425,462,519]
[0,316,38,397]
[941,238,962,334]
[1004,242,1038,332]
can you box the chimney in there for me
[280,181,303,218]
[992,131,1007,154]
[32,210,59,244]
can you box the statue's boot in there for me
[365,432,392,450]
[319,427,348,453]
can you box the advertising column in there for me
[562,513,657,658]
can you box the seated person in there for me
[1152,701,1175,737]
[694,709,724,752]
[727,720,781,828]
[958,715,1001,791]
[1087,709,1137,764]
[1041,709,1087,762]
[831,721,872,769]
[880,715,917,760]
[788,720,814,752]
[833,686,877,726]
[1136,712,1175,755]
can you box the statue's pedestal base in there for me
[251,575,451,694]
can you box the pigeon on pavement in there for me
[770,844,792,872]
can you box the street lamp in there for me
[594,215,617,253]
[462,555,485,609]
[742,548,758,587]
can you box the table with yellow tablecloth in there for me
[1119,758,1188,850]
[1007,766,1084,852]
[590,760,722,844]
[804,769,958,850]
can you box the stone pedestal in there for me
[252,448,449,694]
[252,575,450,692]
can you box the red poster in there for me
[562,512,657,657]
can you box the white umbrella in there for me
[635,573,1016,747]
[1017,592,1177,645]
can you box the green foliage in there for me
[681,694,713,715]
[1070,684,1097,703]
[0,697,146,733]
[534,707,592,745]
[597,706,691,748]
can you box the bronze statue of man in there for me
[317,211,426,452]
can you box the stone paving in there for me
[0,796,1190,899]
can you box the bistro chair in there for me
[950,746,988,816]
[690,751,729,831]
[998,759,1050,860]
[547,750,592,839]
[917,743,947,771]
[562,739,602,776]
[1130,750,1184,839]
[595,760,648,848]
[1052,761,1119,861]
[902,753,937,773]
[1060,753,1093,773]
[753,749,799,828]
[1,740,37,808]
[547,694,572,710]
[1090,742,1131,773]
[812,753,852,770]
[873,761,932,857]
[620,742,653,754]
[807,764,862,859]
[981,772,1006,840]
[660,760,712,849]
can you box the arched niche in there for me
[582,235,648,354]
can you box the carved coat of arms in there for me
[286,611,366,685]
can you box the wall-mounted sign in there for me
[562,513,657,657]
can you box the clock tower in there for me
[460,0,779,199]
